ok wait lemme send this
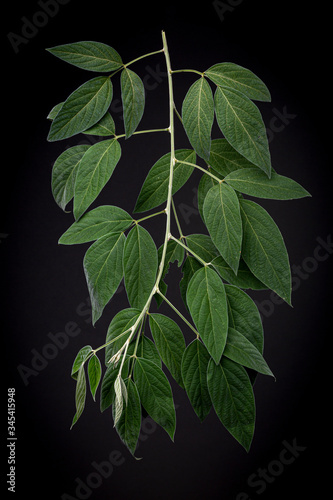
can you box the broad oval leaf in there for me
[182,77,214,161]
[123,225,158,309]
[105,308,141,365]
[203,182,242,273]
[224,168,311,200]
[59,205,133,245]
[48,76,113,142]
[47,41,123,72]
[74,138,121,220]
[181,339,212,422]
[52,145,90,211]
[209,138,256,177]
[83,112,115,137]
[83,232,125,325]
[205,63,271,102]
[214,86,271,177]
[88,354,102,400]
[187,266,228,364]
[134,149,196,213]
[149,313,186,387]
[224,328,274,377]
[113,378,141,456]
[134,357,176,440]
[121,68,145,138]
[136,335,162,368]
[207,357,255,451]
[239,199,292,304]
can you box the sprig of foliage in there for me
[46,31,310,455]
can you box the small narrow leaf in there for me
[52,145,90,211]
[207,357,256,451]
[187,266,228,364]
[100,364,119,412]
[113,378,141,456]
[123,225,158,309]
[74,138,121,220]
[224,168,311,200]
[48,76,113,142]
[71,364,87,429]
[47,41,123,72]
[224,328,274,377]
[197,169,219,221]
[203,182,242,273]
[134,149,196,213]
[239,199,292,304]
[181,339,212,422]
[134,357,176,440]
[113,375,124,427]
[179,256,202,310]
[88,355,102,400]
[205,63,271,102]
[214,86,271,176]
[59,205,133,245]
[182,77,214,161]
[83,232,125,325]
[121,68,145,138]
[149,313,186,387]
[71,345,93,379]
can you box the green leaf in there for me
[71,364,87,429]
[149,313,186,387]
[48,76,113,142]
[74,138,121,220]
[224,328,274,377]
[209,138,256,177]
[83,232,125,325]
[205,63,271,102]
[207,357,255,451]
[187,266,228,364]
[71,345,93,380]
[182,77,215,161]
[88,355,102,400]
[214,86,271,177]
[121,68,145,138]
[123,225,158,309]
[137,335,162,368]
[134,357,176,440]
[179,256,202,310]
[59,205,133,245]
[134,149,196,213]
[224,168,311,200]
[83,112,115,137]
[105,308,141,365]
[52,145,90,211]
[225,284,263,353]
[211,256,267,290]
[185,234,219,263]
[113,378,141,456]
[100,364,119,412]
[203,182,242,273]
[113,375,125,427]
[181,339,212,422]
[197,169,220,221]
[47,41,123,72]
[239,199,292,304]
[47,102,64,120]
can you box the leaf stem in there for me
[175,159,222,183]
[169,234,209,266]
[115,128,169,140]
[134,209,166,225]
[171,198,185,240]
[124,48,164,68]
[172,69,204,77]
[157,289,200,338]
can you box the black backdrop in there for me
[3,1,332,499]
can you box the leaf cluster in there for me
[47,35,310,455]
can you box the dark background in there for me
[3,1,331,499]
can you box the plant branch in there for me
[171,69,204,77]
[157,290,200,338]
[169,234,209,266]
[115,128,169,140]
[124,48,164,68]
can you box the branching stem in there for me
[176,159,222,183]
[157,289,200,338]
[169,234,209,266]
